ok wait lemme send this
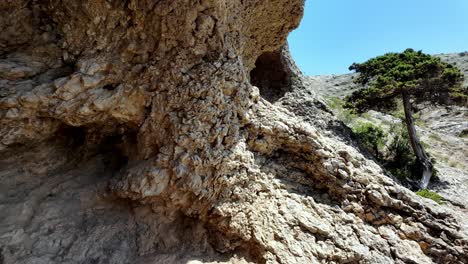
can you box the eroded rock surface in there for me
[1,1,467,263]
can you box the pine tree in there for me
[345,49,465,189]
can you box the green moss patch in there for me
[416,189,445,204]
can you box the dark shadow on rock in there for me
[250,50,293,103]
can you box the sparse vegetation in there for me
[344,49,464,189]
[450,90,468,105]
[326,97,438,186]
[416,189,445,204]
[386,125,422,181]
[460,129,468,138]
[352,122,386,158]
[326,97,357,125]
[428,133,442,142]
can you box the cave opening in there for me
[250,51,292,103]
[54,125,131,174]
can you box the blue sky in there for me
[288,0,468,75]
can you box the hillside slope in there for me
[305,52,468,99]
[305,52,468,210]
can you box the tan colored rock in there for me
[0,1,467,264]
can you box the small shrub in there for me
[460,129,468,138]
[340,109,357,125]
[450,90,468,105]
[416,189,445,204]
[389,168,411,181]
[391,108,406,121]
[386,125,438,181]
[387,125,416,171]
[415,119,426,128]
[352,122,386,158]
[326,97,357,125]
[326,97,343,110]
[361,112,372,120]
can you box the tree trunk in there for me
[402,91,433,189]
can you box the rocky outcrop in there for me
[1,1,467,263]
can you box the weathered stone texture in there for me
[1,1,467,263]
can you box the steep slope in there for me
[1,1,467,264]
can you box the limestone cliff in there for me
[0,1,467,263]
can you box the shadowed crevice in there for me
[250,50,293,103]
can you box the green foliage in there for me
[326,97,357,125]
[449,86,468,105]
[416,189,445,204]
[352,122,386,157]
[391,108,406,121]
[328,94,436,183]
[329,95,438,184]
[388,126,413,162]
[342,49,455,187]
[385,125,437,181]
[386,125,419,181]
[390,102,422,123]
[460,129,468,138]
[326,96,343,110]
[415,118,426,128]
[344,49,464,113]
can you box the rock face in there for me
[0,1,467,263]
